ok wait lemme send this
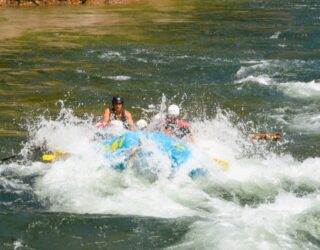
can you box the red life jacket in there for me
[177,119,190,129]
[165,119,191,139]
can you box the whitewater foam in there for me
[235,75,273,85]
[107,75,131,81]
[270,31,281,39]
[98,51,126,61]
[2,104,320,248]
[279,80,320,98]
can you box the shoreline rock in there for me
[0,0,142,7]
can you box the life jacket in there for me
[177,120,190,129]
[165,119,191,139]
[110,108,129,129]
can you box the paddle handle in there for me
[0,155,17,162]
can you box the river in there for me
[1,0,320,249]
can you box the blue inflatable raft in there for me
[103,131,191,171]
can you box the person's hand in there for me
[96,121,109,128]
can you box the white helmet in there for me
[110,120,124,130]
[168,104,180,116]
[136,119,148,130]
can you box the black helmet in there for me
[112,96,124,105]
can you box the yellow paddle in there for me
[42,151,66,162]
[213,157,230,169]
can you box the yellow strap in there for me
[112,140,119,150]
[119,136,125,147]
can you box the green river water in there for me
[1,0,320,249]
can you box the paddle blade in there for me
[42,154,56,161]
[42,151,67,162]
[213,157,230,169]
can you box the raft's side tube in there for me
[102,132,191,169]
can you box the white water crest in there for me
[98,50,126,61]
[235,59,320,101]
[288,112,320,134]
[236,60,272,78]
[107,75,131,81]
[235,76,320,99]
[279,80,320,98]
[235,74,273,85]
[270,31,281,39]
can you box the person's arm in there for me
[102,108,110,123]
[125,110,135,130]
[96,108,110,128]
